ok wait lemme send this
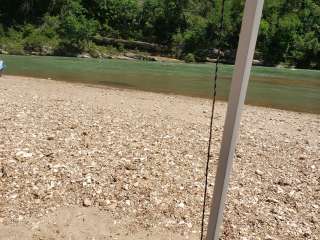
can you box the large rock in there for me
[77,53,92,58]
[0,49,9,55]
[115,55,135,61]
[124,52,157,61]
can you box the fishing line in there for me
[200,0,226,239]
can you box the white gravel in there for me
[0,75,319,239]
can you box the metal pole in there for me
[207,0,264,239]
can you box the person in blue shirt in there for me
[0,60,4,77]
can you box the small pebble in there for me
[255,169,263,176]
[83,198,92,207]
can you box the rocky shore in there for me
[0,48,184,64]
[0,76,319,239]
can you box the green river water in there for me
[1,55,319,114]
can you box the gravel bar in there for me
[0,75,319,239]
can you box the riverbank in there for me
[0,75,319,239]
[0,49,184,63]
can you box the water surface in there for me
[1,55,319,114]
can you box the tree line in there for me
[0,0,319,69]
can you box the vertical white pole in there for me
[207,0,264,240]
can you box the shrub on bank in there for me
[184,53,195,63]
[3,42,25,55]
[0,28,25,55]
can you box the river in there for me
[1,55,319,114]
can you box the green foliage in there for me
[184,53,195,63]
[24,31,49,52]
[86,42,101,58]
[178,15,209,60]
[22,17,60,55]
[0,0,319,69]
[140,0,189,45]
[3,43,25,55]
[83,0,141,39]
[0,24,5,37]
[0,28,25,55]
[117,43,125,52]
[291,32,320,68]
[41,15,61,39]
[58,0,98,51]
[257,0,320,68]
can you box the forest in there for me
[0,0,319,69]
